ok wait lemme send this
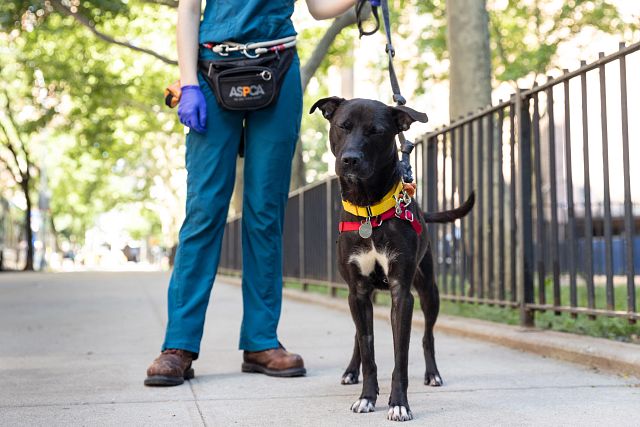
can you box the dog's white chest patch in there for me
[348,241,397,277]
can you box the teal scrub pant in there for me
[162,55,302,355]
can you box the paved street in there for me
[1,272,639,426]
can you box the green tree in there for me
[1,1,183,249]
[0,34,57,270]
[415,0,637,88]
[1,0,367,250]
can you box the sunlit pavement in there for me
[1,272,638,426]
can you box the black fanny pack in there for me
[198,48,295,111]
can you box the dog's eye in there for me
[337,121,352,132]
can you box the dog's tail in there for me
[423,191,475,223]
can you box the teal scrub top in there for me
[199,0,297,44]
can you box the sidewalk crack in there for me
[189,380,208,427]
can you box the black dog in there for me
[311,97,474,422]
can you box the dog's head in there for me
[310,97,427,181]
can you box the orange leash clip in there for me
[403,182,416,198]
[164,81,181,108]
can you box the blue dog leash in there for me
[356,0,418,184]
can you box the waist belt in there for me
[202,36,297,59]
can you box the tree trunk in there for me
[446,0,492,119]
[446,0,492,295]
[21,177,34,271]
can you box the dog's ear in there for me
[390,105,428,132]
[309,96,345,120]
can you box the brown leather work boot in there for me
[144,349,195,386]
[242,343,306,377]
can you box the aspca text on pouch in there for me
[229,85,266,98]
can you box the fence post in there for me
[425,136,439,281]
[426,136,438,245]
[619,42,637,322]
[233,221,239,271]
[515,88,535,327]
[299,191,307,291]
[326,179,333,289]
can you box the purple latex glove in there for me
[369,0,381,6]
[178,85,207,133]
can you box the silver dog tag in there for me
[358,220,373,239]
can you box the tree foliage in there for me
[0,0,362,245]
[413,0,638,88]
[1,0,183,245]
[0,31,59,269]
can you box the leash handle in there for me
[356,0,380,37]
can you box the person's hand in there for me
[178,85,207,133]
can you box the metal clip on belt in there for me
[203,36,297,59]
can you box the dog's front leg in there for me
[387,278,415,421]
[348,286,378,413]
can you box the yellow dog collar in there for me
[341,181,404,218]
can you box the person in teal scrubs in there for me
[145,0,358,386]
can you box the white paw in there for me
[387,406,413,421]
[351,398,375,413]
[425,373,443,387]
[341,373,358,385]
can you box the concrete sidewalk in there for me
[0,272,638,426]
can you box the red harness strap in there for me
[339,203,423,235]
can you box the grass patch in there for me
[537,276,640,312]
[284,281,332,295]
[439,300,520,325]
[534,310,639,343]
[438,300,639,343]
[282,279,639,344]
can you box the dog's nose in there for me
[341,152,362,167]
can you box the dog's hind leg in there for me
[414,248,443,387]
[341,333,360,385]
[348,288,379,413]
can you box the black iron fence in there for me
[220,42,640,325]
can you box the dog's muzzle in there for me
[341,151,362,167]
[338,151,371,180]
